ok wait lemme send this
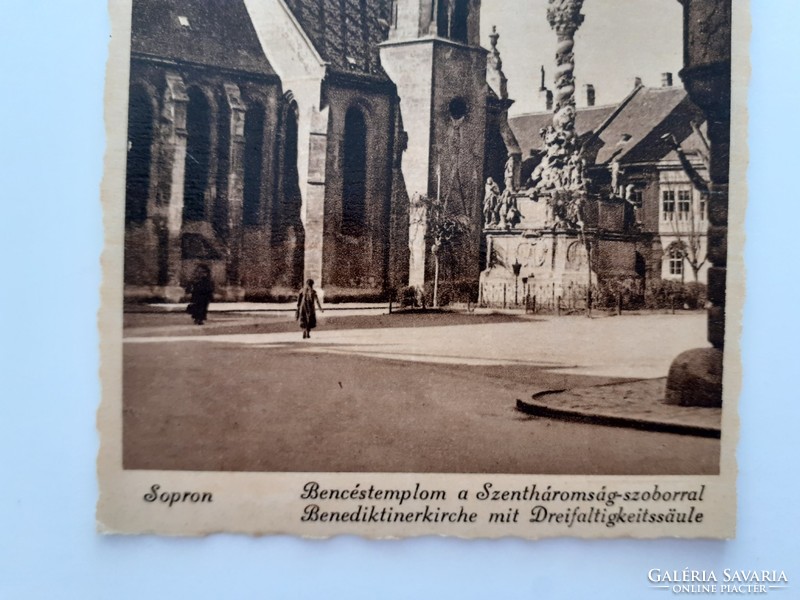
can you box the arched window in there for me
[212,96,231,238]
[183,88,212,222]
[125,85,154,224]
[669,246,684,277]
[437,0,448,37]
[342,107,367,235]
[437,0,469,43]
[243,103,266,227]
[451,0,470,43]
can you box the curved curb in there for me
[515,397,721,439]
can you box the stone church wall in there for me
[321,82,398,299]
[124,58,292,301]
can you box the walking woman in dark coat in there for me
[296,279,324,339]
[186,265,214,325]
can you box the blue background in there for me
[1,2,797,598]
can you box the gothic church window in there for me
[125,85,154,224]
[183,88,212,223]
[451,0,470,43]
[436,0,449,38]
[342,107,367,236]
[437,0,470,43]
[243,103,266,227]
[212,97,231,238]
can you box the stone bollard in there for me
[664,348,723,407]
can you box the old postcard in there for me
[98,0,746,538]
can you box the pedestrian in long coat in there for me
[186,265,214,325]
[296,279,323,339]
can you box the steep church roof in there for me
[283,0,394,79]
[131,0,276,77]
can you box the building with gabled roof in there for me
[580,82,710,284]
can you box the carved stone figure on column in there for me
[483,177,500,227]
[610,159,623,196]
[504,155,516,193]
[567,151,584,191]
[500,189,520,228]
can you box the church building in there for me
[122,0,514,302]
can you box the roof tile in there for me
[283,0,393,79]
[132,0,276,77]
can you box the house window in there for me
[669,248,684,276]
[677,189,692,220]
[631,189,644,224]
[662,190,675,221]
[699,193,707,221]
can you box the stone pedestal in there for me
[481,199,590,310]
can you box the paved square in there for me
[123,310,719,474]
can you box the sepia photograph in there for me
[10,0,800,595]
[98,0,742,537]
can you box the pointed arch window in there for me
[342,107,367,235]
[437,0,470,43]
[451,0,470,43]
[183,88,212,222]
[125,85,154,224]
[243,103,266,227]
